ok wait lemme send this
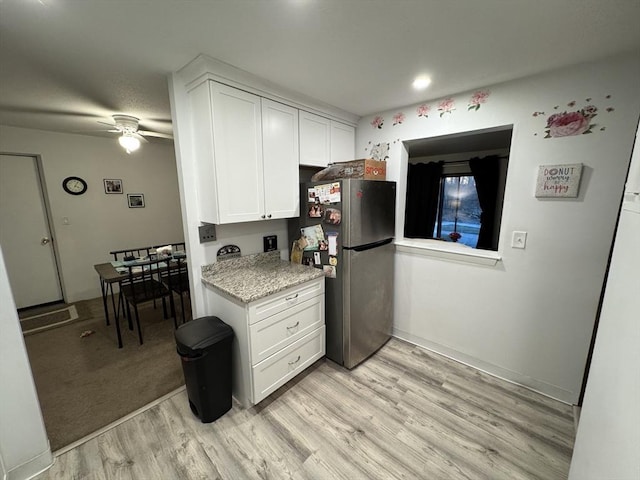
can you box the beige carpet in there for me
[23,297,188,452]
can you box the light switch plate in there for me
[198,224,217,243]
[512,231,527,249]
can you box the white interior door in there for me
[0,154,63,308]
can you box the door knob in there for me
[41,237,51,245]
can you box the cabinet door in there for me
[210,82,264,223]
[330,121,355,163]
[262,99,300,219]
[299,111,331,167]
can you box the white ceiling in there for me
[1,0,639,142]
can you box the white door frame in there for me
[0,152,65,307]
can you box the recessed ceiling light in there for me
[412,76,432,91]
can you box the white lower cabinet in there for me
[250,295,324,364]
[252,326,325,403]
[206,277,325,407]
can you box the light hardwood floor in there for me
[37,338,575,480]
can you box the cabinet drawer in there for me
[249,278,324,324]
[250,295,324,364]
[252,326,325,404]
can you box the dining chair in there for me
[161,254,190,325]
[119,258,175,346]
[109,245,162,323]
[110,246,153,262]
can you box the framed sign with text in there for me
[535,163,583,198]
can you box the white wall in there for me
[356,52,640,403]
[0,246,53,479]
[0,126,184,302]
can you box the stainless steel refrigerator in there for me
[289,179,396,369]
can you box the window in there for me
[404,155,508,251]
[403,127,512,252]
[434,174,481,248]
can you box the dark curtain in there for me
[469,155,501,250]
[404,161,443,238]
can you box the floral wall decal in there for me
[393,112,405,125]
[533,96,615,138]
[468,90,490,111]
[369,142,390,160]
[438,98,455,117]
[371,116,384,129]
[545,106,597,138]
[416,104,431,117]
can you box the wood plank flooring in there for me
[37,338,575,480]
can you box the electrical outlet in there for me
[263,235,277,252]
[198,224,217,243]
[511,231,527,249]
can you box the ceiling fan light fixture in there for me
[118,133,140,154]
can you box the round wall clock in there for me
[62,176,88,195]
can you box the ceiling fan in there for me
[99,114,173,153]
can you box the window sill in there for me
[395,239,502,266]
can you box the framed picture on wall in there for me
[127,193,145,208]
[103,178,123,194]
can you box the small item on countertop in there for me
[290,239,303,264]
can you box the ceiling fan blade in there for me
[132,132,148,143]
[139,130,173,140]
[98,120,118,128]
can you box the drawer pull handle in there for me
[286,321,300,331]
[285,293,299,301]
[288,355,301,366]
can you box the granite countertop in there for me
[201,251,324,303]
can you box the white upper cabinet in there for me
[299,111,356,167]
[209,82,264,224]
[330,120,355,163]
[261,98,299,220]
[299,111,331,167]
[189,81,299,224]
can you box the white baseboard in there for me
[393,328,576,405]
[6,446,53,480]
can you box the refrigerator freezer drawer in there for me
[342,240,394,368]
[252,326,326,404]
[250,295,324,364]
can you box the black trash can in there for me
[175,316,234,423]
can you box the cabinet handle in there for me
[267,214,272,218]
[288,355,301,366]
[286,321,300,331]
[285,293,299,301]
[261,215,266,219]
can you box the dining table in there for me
[94,253,187,347]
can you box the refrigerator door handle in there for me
[346,237,394,252]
